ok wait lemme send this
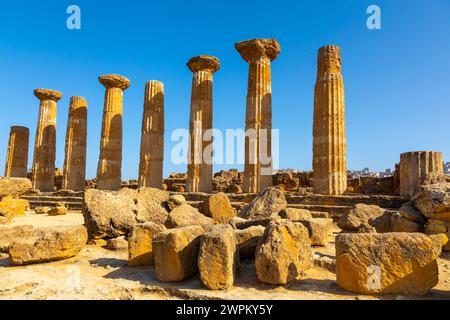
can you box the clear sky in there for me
[0,0,449,179]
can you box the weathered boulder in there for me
[278,208,312,220]
[0,225,34,252]
[9,225,88,265]
[0,177,32,198]
[255,220,313,284]
[83,188,169,239]
[105,236,129,251]
[198,224,237,290]
[202,192,236,224]
[399,202,426,224]
[0,198,29,216]
[47,205,68,216]
[166,203,214,229]
[128,222,166,266]
[425,219,450,251]
[338,204,392,232]
[430,233,448,257]
[336,233,438,295]
[35,206,51,215]
[391,212,423,233]
[296,218,334,246]
[239,187,287,221]
[167,194,186,211]
[235,225,265,258]
[413,183,450,220]
[153,225,204,281]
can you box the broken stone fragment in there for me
[47,205,68,216]
[0,177,32,199]
[398,202,426,224]
[9,225,88,265]
[429,233,449,257]
[153,225,204,281]
[83,187,169,239]
[202,192,236,224]
[413,182,450,220]
[255,220,313,285]
[167,194,186,211]
[338,203,392,232]
[35,206,51,215]
[295,218,334,246]
[128,222,166,266]
[391,212,423,233]
[105,236,129,251]
[166,203,214,229]
[335,233,438,295]
[234,225,265,259]
[198,224,237,290]
[278,207,312,220]
[239,187,287,221]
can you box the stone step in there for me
[25,200,83,210]
[21,196,83,203]
[175,192,407,209]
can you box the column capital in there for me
[235,38,280,63]
[99,74,130,90]
[187,55,220,73]
[317,45,342,74]
[34,88,63,102]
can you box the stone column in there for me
[186,55,220,193]
[312,45,347,195]
[31,89,62,192]
[399,151,443,197]
[138,81,164,188]
[235,38,280,193]
[97,74,130,190]
[4,126,29,178]
[63,96,88,191]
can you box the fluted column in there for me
[399,151,443,197]
[138,81,164,188]
[186,55,220,192]
[97,74,130,190]
[235,38,280,193]
[313,45,347,195]
[4,126,29,178]
[31,89,62,192]
[63,96,87,191]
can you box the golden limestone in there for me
[31,89,63,192]
[97,74,130,190]
[186,55,220,192]
[313,45,347,195]
[4,126,29,178]
[63,96,88,191]
[399,151,443,197]
[235,38,280,193]
[138,81,165,188]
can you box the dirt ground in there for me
[0,212,449,300]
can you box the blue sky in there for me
[0,0,449,179]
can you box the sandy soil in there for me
[0,212,449,300]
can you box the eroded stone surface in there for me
[83,188,169,239]
[9,225,87,265]
[198,224,237,289]
[255,220,313,284]
[336,233,438,295]
[153,225,204,281]
[128,222,166,266]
